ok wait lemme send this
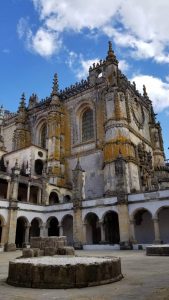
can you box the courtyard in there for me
[0,250,169,300]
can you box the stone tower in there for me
[13,93,31,150]
[47,74,66,187]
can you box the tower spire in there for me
[51,73,59,96]
[106,41,118,65]
[18,93,26,112]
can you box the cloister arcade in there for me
[130,206,169,244]
[0,176,72,206]
[84,210,120,245]
[0,202,169,248]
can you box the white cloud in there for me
[28,0,169,62]
[76,58,99,80]
[66,52,99,80]
[17,18,61,57]
[18,0,169,62]
[31,28,62,57]
[131,75,169,112]
[118,60,129,73]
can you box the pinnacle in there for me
[52,73,59,96]
[19,93,26,110]
[106,41,118,65]
[143,85,149,98]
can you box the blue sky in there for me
[0,0,169,157]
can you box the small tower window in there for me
[40,124,47,149]
[82,109,94,142]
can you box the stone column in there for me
[6,202,18,251]
[6,179,11,200]
[6,162,20,251]
[37,188,42,205]
[0,225,8,246]
[99,220,105,243]
[118,203,131,249]
[73,207,84,249]
[24,224,31,245]
[59,222,63,236]
[40,223,48,237]
[153,218,161,244]
[27,182,30,202]
[129,219,137,244]
[82,222,87,244]
[10,180,19,201]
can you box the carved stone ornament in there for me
[131,97,145,129]
[137,142,153,190]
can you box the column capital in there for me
[24,224,31,229]
[153,217,159,222]
[98,219,104,225]
[129,219,134,225]
[58,222,63,228]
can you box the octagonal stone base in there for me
[146,245,169,256]
[7,256,123,288]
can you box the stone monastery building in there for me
[0,42,169,251]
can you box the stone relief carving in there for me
[137,142,153,191]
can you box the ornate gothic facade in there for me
[0,42,169,251]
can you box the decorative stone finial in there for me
[0,105,4,124]
[18,93,26,112]
[143,85,148,98]
[106,41,118,65]
[74,157,84,172]
[51,73,59,96]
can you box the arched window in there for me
[82,108,94,142]
[40,124,47,149]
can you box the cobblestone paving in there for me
[0,250,169,300]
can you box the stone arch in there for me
[157,206,169,243]
[29,217,43,238]
[47,216,59,236]
[63,195,71,203]
[61,214,73,245]
[15,216,29,248]
[84,212,101,244]
[130,207,153,221]
[49,191,60,205]
[34,118,48,149]
[133,208,154,244]
[103,210,120,244]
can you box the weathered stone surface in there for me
[32,248,40,257]
[44,247,55,256]
[30,237,41,249]
[5,243,16,252]
[64,246,75,255]
[146,245,169,256]
[7,256,123,288]
[22,249,34,258]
